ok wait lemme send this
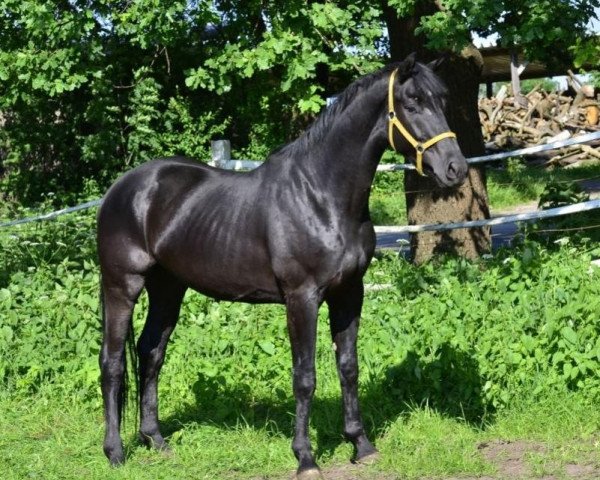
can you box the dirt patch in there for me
[475,439,600,480]
[322,439,600,480]
[564,463,599,478]
[478,440,549,478]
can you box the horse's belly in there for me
[193,282,284,304]
[158,254,283,304]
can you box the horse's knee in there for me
[100,351,125,378]
[293,369,316,398]
[338,353,358,385]
[137,341,160,365]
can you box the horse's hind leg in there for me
[100,272,146,465]
[326,280,378,463]
[137,267,186,451]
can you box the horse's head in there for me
[387,53,468,188]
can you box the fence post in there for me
[211,139,231,168]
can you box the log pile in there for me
[479,74,600,168]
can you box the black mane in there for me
[267,61,447,161]
[301,62,399,145]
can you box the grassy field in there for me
[1,390,598,479]
[1,207,599,479]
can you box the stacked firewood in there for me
[479,74,600,167]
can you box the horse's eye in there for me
[404,95,421,112]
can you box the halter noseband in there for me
[387,68,457,176]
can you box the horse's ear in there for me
[397,52,417,82]
[427,54,449,72]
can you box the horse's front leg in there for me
[326,279,378,463]
[285,288,322,480]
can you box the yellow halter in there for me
[387,68,457,176]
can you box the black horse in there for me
[97,53,467,479]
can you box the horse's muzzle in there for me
[426,153,468,188]
[444,158,468,186]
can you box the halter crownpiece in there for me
[387,67,457,176]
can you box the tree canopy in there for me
[1,0,598,203]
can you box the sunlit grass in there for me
[1,390,597,479]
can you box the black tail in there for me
[125,315,139,430]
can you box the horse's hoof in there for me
[155,441,172,453]
[139,432,171,452]
[296,467,324,480]
[156,443,174,459]
[355,451,380,465]
[107,453,125,467]
[104,444,125,466]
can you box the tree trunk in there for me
[383,3,491,263]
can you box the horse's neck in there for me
[299,81,387,218]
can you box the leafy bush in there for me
[1,211,599,423]
[0,205,97,286]
[362,247,600,420]
[538,180,590,209]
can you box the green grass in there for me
[369,161,600,225]
[1,390,597,479]
[486,161,600,211]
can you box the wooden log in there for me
[479,85,600,157]
[586,106,599,126]
[581,144,600,159]
[548,150,584,166]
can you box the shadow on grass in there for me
[155,343,488,464]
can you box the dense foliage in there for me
[1,1,598,203]
[1,209,599,419]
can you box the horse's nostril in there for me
[447,162,457,179]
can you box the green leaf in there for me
[0,326,14,343]
[258,341,276,356]
[561,326,578,345]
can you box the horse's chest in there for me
[336,226,375,280]
[301,232,373,288]
[267,215,375,290]
[327,245,370,286]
